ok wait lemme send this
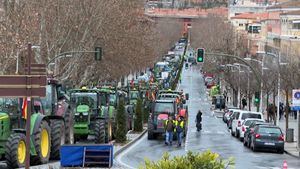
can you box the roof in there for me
[280,10,300,16]
[267,1,300,10]
[155,100,175,103]
[231,12,269,21]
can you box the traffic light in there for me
[254,92,260,104]
[95,47,102,61]
[197,48,204,62]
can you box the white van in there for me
[231,111,263,138]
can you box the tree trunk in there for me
[233,88,238,107]
[285,88,289,140]
[266,93,269,122]
[273,87,276,125]
[248,94,252,111]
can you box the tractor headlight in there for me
[82,112,88,116]
[75,112,79,116]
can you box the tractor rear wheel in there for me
[5,133,27,169]
[64,108,74,144]
[50,120,65,160]
[94,120,106,144]
[32,120,51,164]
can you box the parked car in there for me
[249,125,284,153]
[239,118,265,141]
[243,121,269,147]
[223,107,239,123]
[231,111,263,138]
[228,110,241,130]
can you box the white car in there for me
[231,111,263,139]
[239,118,265,141]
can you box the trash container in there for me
[286,128,294,142]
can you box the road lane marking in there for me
[116,134,147,169]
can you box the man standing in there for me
[165,116,175,146]
[242,97,247,110]
[175,116,185,147]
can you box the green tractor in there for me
[0,78,73,168]
[98,86,134,131]
[70,87,114,143]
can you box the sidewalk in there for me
[278,118,300,158]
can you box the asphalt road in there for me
[116,66,300,169]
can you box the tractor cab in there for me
[147,100,177,139]
[70,88,103,120]
[129,89,139,105]
[69,88,113,143]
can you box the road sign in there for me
[24,64,46,75]
[292,89,300,111]
[0,75,46,97]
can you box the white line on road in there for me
[115,134,147,169]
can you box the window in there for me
[292,23,300,29]
[258,127,282,135]
[154,102,174,114]
[239,23,243,26]
[242,113,262,120]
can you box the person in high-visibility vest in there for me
[175,116,185,147]
[165,116,175,146]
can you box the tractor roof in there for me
[69,88,99,94]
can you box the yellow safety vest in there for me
[175,120,184,128]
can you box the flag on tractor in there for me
[22,97,28,119]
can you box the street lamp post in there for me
[244,56,265,112]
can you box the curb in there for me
[284,150,300,159]
[114,129,147,157]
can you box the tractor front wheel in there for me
[50,120,65,160]
[5,133,27,169]
[94,120,106,144]
[32,120,51,164]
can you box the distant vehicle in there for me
[178,38,187,44]
[204,76,215,89]
[239,118,265,141]
[231,111,263,138]
[187,57,196,65]
[249,125,284,153]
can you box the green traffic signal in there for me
[254,92,260,104]
[197,48,204,63]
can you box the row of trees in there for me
[0,0,182,86]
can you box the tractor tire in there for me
[64,108,74,144]
[94,120,106,144]
[5,133,27,169]
[32,120,51,165]
[50,120,65,160]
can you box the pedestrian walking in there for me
[196,110,202,131]
[175,116,185,147]
[279,102,283,120]
[242,97,247,110]
[165,116,175,146]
